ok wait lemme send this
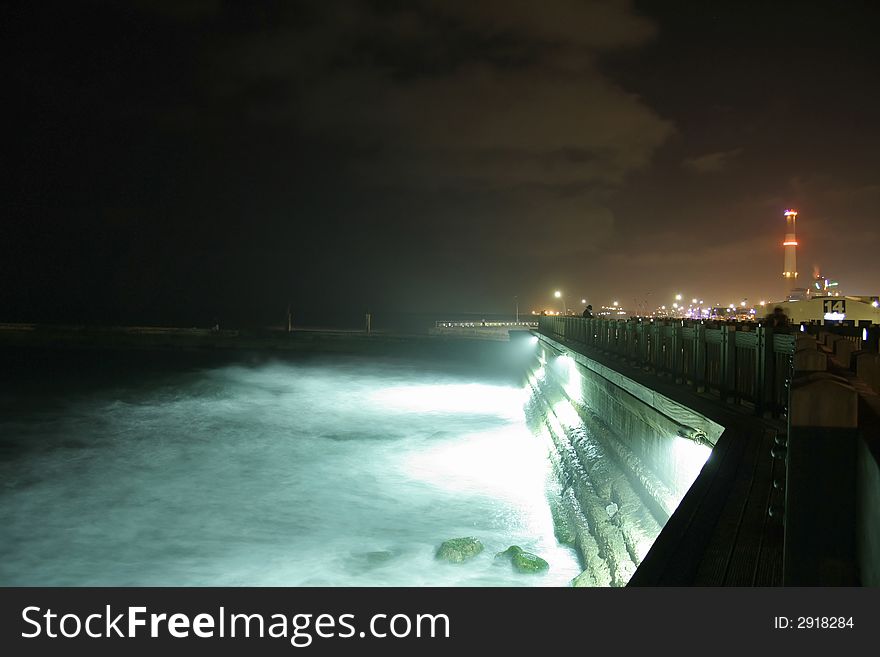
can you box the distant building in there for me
[775,296,880,325]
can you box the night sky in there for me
[6,0,880,325]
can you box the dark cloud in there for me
[4,0,878,323]
[196,2,673,190]
[682,148,743,174]
[197,0,673,283]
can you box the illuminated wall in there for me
[524,336,719,586]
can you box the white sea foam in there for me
[0,355,581,586]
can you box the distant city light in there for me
[675,294,682,301]
[740,301,746,307]
[784,209,798,217]
[783,241,798,246]
[581,299,586,304]
[672,302,678,309]
[613,301,619,307]
[873,300,880,308]
[691,298,698,304]
[554,291,561,298]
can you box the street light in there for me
[675,293,682,301]
[554,290,566,315]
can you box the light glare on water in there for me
[0,354,581,586]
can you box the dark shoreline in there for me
[0,323,449,353]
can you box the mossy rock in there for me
[496,545,549,574]
[346,550,397,574]
[495,545,524,560]
[549,498,576,545]
[436,537,484,563]
[513,551,549,573]
[363,551,395,566]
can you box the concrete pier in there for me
[535,315,880,586]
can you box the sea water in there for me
[0,347,581,586]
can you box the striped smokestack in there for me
[782,209,798,294]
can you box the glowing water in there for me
[0,352,580,586]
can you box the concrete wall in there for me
[530,334,722,586]
[857,440,880,586]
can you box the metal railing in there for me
[800,322,880,352]
[538,316,796,417]
[434,320,538,328]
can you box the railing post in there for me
[866,326,880,353]
[638,321,648,367]
[754,325,765,415]
[627,321,636,363]
[693,322,706,391]
[755,326,774,416]
[651,321,661,372]
[784,375,859,585]
[671,322,682,382]
[661,323,672,376]
[719,324,734,402]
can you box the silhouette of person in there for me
[582,304,594,318]
[765,306,789,329]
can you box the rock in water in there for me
[364,551,395,566]
[495,545,523,560]
[513,551,549,574]
[348,550,396,572]
[496,545,549,574]
[549,496,577,545]
[435,537,484,563]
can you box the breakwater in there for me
[527,333,719,586]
